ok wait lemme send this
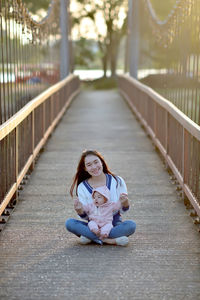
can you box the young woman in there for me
[65,150,136,246]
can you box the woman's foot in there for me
[116,236,129,246]
[79,236,103,245]
[102,236,129,246]
[79,235,92,245]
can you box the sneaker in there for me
[79,235,92,245]
[95,239,103,245]
[116,236,129,246]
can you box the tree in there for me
[71,0,128,77]
[74,38,100,69]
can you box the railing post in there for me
[43,102,45,137]
[182,127,185,182]
[15,127,19,202]
[154,102,157,137]
[30,110,35,171]
[128,0,139,79]
[166,111,169,155]
[60,0,69,79]
[182,127,186,201]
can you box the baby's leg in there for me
[100,223,113,238]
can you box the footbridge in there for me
[0,0,200,299]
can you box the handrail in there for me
[0,74,80,216]
[0,0,61,125]
[0,74,75,141]
[123,75,200,141]
[118,74,200,217]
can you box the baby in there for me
[75,186,128,239]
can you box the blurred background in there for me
[1,0,200,124]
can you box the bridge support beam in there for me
[60,0,70,79]
[128,0,139,79]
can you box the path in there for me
[0,90,200,300]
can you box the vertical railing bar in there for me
[15,3,20,113]
[43,101,45,137]
[166,111,169,156]
[194,138,198,196]
[154,102,157,138]
[5,1,10,120]
[3,137,6,203]
[182,126,185,201]
[19,11,23,108]
[51,93,52,123]
[30,109,35,171]
[8,1,14,116]
[12,0,16,116]
[15,125,18,201]
[5,136,8,202]
[0,0,3,125]
[1,0,7,124]
[0,139,3,204]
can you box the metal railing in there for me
[0,0,61,125]
[0,0,77,219]
[136,0,200,125]
[0,74,80,216]
[118,74,200,217]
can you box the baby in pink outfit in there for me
[82,186,122,239]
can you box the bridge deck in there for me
[0,90,200,300]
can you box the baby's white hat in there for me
[92,185,110,201]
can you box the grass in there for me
[81,76,117,90]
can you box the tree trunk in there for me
[102,55,108,77]
[98,41,108,77]
[110,34,119,77]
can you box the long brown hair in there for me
[70,150,118,197]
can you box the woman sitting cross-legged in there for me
[65,150,136,246]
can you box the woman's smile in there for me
[84,154,103,176]
[92,168,101,175]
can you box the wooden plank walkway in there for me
[0,90,200,300]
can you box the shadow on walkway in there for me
[0,90,200,300]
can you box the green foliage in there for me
[72,0,128,76]
[22,0,51,14]
[74,38,101,69]
[81,77,117,90]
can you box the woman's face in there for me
[84,154,103,177]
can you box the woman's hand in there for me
[91,227,100,236]
[74,198,84,215]
[100,232,108,239]
[119,193,129,207]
